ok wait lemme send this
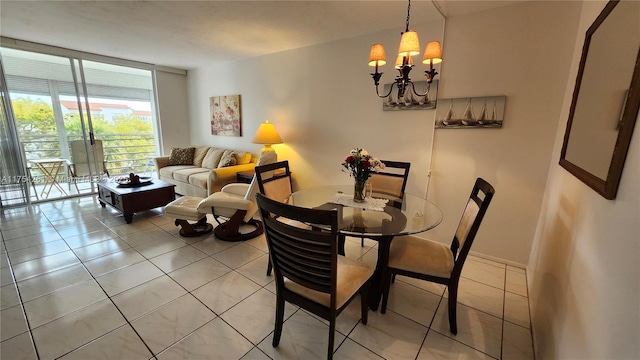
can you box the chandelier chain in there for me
[405,0,411,32]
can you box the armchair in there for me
[198,152,277,241]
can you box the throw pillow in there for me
[202,147,225,169]
[218,150,238,168]
[167,147,195,165]
[237,152,252,165]
[192,146,210,167]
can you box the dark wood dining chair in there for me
[256,193,373,360]
[380,177,495,334]
[255,160,295,275]
[255,160,293,203]
[360,160,411,246]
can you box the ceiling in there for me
[0,1,521,70]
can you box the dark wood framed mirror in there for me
[560,0,640,200]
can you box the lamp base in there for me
[260,145,278,161]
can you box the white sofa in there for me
[153,146,257,197]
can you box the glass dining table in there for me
[289,184,443,310]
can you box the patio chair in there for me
[68,140,109,191]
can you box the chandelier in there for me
[368,0,442,99]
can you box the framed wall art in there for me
[382,80,438,111]
[210,94,241,136]
[435,95,506,129]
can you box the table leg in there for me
[124,213,133,224]
[35,161,68,198]
[368,234,393,311]
[37,163,56,198]
[49,162,67,195]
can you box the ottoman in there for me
[164,196,213,237]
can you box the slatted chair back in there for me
[257,193,338,298]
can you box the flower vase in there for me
[354,180,366,203]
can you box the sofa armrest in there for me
[153,156,170,168]
[153,156,170,178]
[207,163,256,195]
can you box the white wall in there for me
[185,1,581,266]
[425,1,582,265]
[528,1,640,358]
[155,70,190,155]
[188,19,444,196]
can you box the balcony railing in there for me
[20,133,157,180]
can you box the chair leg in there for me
[213,211,264,241]
[381,269,393,314]
[360,285,369,325]
[448,284,458,335]
[272,293,285,347]
[360,237,364,247]
[174,218,213,237]
[328,318,336,360]
[266,259,273,276]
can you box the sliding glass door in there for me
[0,47,159,205]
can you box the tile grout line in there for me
[1,215,44,360]
[500,264,507,360]
[525,268,536,360]
[3,198,536,359]
[42,212,160,360]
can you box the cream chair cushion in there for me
[198,184,253,221]
[455,199,480,250]
[164,196,206,222]
[368,173,405,198]
[388,236,454,278]
[284,256,373,308]
[262,176,293,203]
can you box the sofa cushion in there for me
[159,165,197,179]
[188,171,209,189]
[202,147,225,169]
[193,146,210,167]
[218,150,238,168]
[173,167,209,183]
[238,152,252,165]
[168,147,195,165]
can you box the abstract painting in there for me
[210,95,241,136]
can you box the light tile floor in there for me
[0,196,535,359]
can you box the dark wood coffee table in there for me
[97,179,176,223]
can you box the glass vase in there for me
[354,180,366,203]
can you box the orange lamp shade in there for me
[368,43,387,67]
[422,41,443,65]
[398,31,420,57]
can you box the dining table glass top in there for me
[290,184,443,237]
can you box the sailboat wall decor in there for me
[435,96,506,128]
[382,80,439,111]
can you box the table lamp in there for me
[252,120,283,160]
